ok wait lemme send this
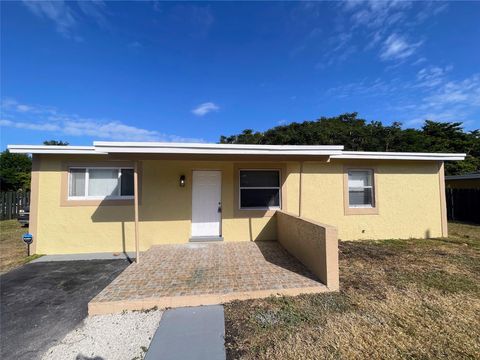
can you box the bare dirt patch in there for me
[224,222,480,359]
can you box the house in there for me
[445,173,480,189]
[8,142,465,258]
[444,173,480,225]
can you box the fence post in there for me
[450,189,455,221]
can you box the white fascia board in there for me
[93,141,344,155]
[7,145,105,155]
[94,146,342,156]
[331,151,466,161]
[93,141,344,151]
[445,174,480,180]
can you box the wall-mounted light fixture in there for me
[179,175,186,187]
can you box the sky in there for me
[1,0,480,148]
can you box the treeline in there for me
[220,113,480,176]
[0,140,69,191]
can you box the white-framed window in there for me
[348,169,375,208]
[239,169,281,210]
[68,167,134,200]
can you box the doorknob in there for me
[218,202,222,213]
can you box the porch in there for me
[88,240,329,315]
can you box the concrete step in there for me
[145,305,226,360]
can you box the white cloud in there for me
[423,74,480,108]
[405,73,480,125]
[380,34,422,61]
[346,0,411,29]
[326,78,400,98]
[411,57,427,66]
[326,70,480,128]
[1,99,204,142]
[415,65,452,88]
[22,0,108,40]
[309,0,445,68]
[191,102,219,117]
[0,119,60,132]
[76,0,108,29]
[22,0,76,37]
[16,104,33,112]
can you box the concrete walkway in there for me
[31,252,136,262]
[145,305,225,360]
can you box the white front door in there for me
[191,170,221,237]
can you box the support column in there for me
[299,161,304,217]
[134,161,140,263]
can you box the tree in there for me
[43,140,69,146]
[0,150,32,191]
[219,114,480,176]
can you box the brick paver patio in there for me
[88,241,328,315]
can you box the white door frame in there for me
[191,170,222,238]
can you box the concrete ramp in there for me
[145,305,225,360]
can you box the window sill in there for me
[60,198,134,207]
[68,196,134,201]
[240,207,280,211]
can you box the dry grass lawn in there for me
[0,220,42,274]
[225,222,480,359]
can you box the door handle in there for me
[218,202,222,213]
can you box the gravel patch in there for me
[41,310,163,360]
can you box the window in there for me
[68,167,134,200]
[348,169,374,208]
[239,170,281,210]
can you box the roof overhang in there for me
[445,173,480,180]
[7,145,104,155]
[331,151,466,161]
[93,141,344,156]
[7,142,466,161]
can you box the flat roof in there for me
[331,151,466,161]
[7,145,103,155]
[7,141,466,161]
[93,141,344,156]
[445,173,480,180]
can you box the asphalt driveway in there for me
[0,259,129,360]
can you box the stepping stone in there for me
[145,305,226,360]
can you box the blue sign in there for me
[22,233,33,245]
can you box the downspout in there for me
[134,160,140,263]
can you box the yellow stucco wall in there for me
[300,160,443,240]
[34,155,444,254]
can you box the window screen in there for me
[69,168,86,197]
[348,170,374,207]
[239,170,280,209]
[88,169,119,197]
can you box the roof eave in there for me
[331,152,466,161]
[7,145,105,155]
[6,144,467,160]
